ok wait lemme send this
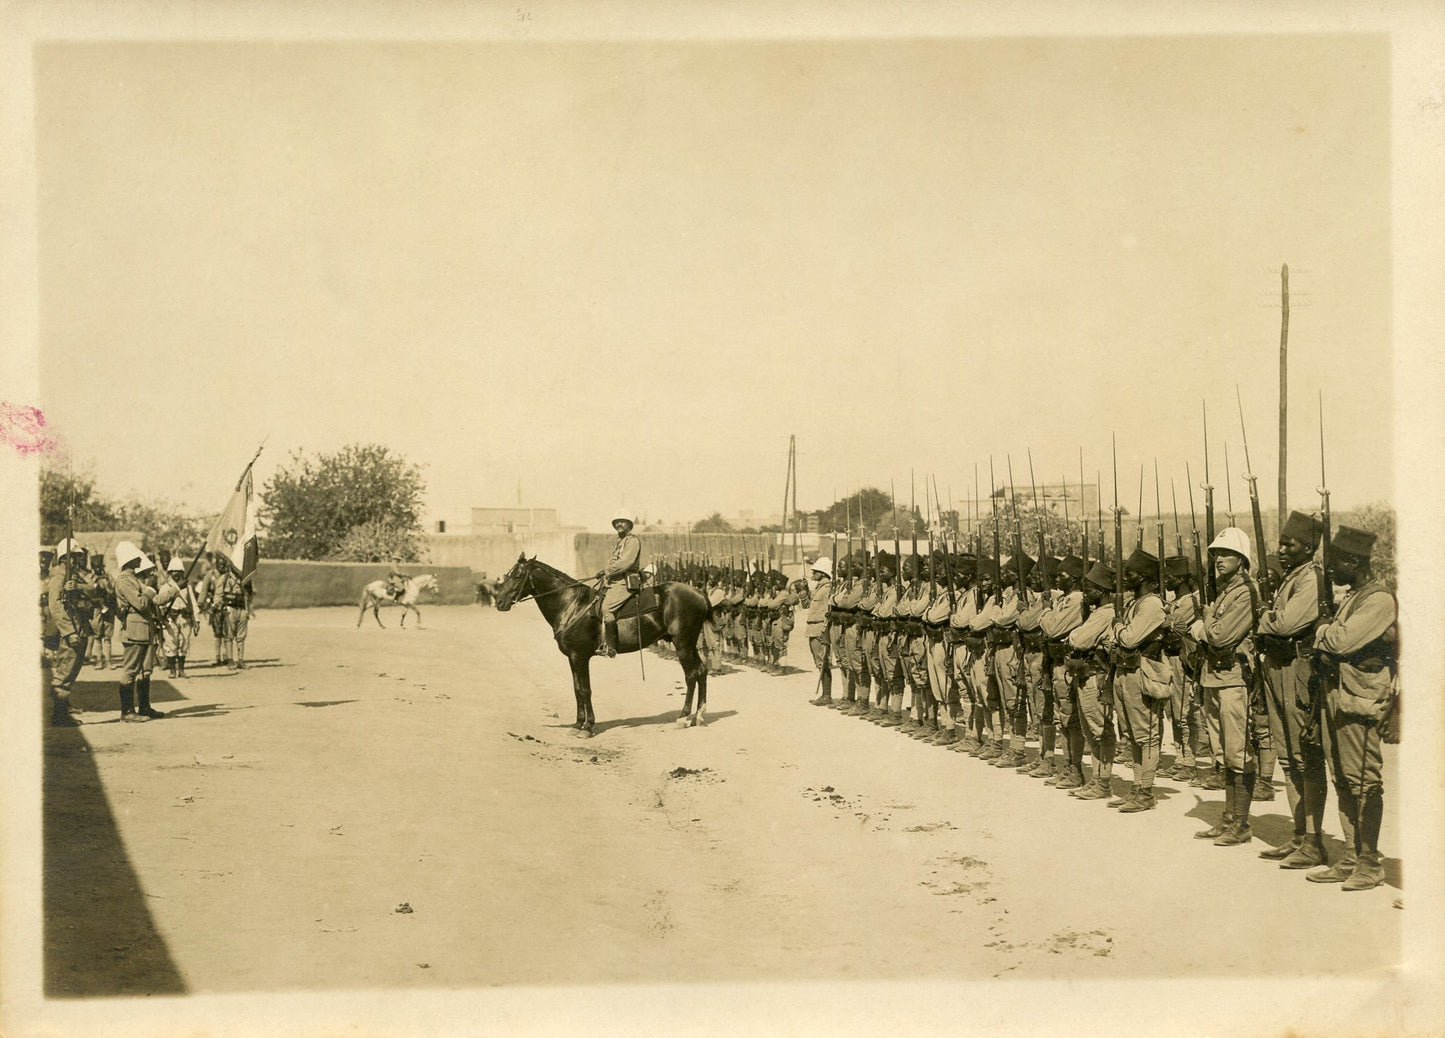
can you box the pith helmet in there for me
[611,510,635,527]
[54,537,83,557]
[1280,510,1322,547]
[1207,527,1253,570]
[115,540,143,568]
[167,556,186,573]
[811,557,833,578]
[136,554,156,574]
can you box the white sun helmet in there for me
[167,556,186,573]
[1207,527,1253,570]
[136,554,156,574]
[115,540,143,568]
[610,510,635,527]
[811,556,833,578]
[54,537,83,557]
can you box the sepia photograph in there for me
[2,2,1442,1036]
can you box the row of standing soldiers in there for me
[802,513,1398,892]
[41,540,255,726]
[649,559,809,674]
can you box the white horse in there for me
[358,574,439,629]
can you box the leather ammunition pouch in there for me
[963,633,987,653]
[1019,629,1045,653]
[1206,644,1242,670]
[1045,639,1072,663]
[987,629,1014,648]
[1258,632,1310,668]
[1111,647,1142,671]
[1161,628,1183,657]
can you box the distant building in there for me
[470,507,560,534]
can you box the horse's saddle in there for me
[598,585,666,624]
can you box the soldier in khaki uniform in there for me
[595,511,642,658]
[1190,528,1261,846]
[921,551,956,745]
[1066,560,1119,801]
[1106,547,1172,812]
[1306,526,1397,891]
[1040,555,1086,786]
[43,539,94,726]
[805,557,834,703]
[1014,555,1051,772]
[839,550,877,715]
[113,541,180,722]
[1255,511,1329,868]
[948,556,984,752]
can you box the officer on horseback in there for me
[596,510,643,657]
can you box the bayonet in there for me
[1237,383,1274,598]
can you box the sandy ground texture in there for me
[43,604,1401,1001]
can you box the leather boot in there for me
[1200,764,1225,791]
[119,679,148,723]
[51,694,81,727]
[1118,786,1155,812]
[599,621,619,658]
[1309,791,1359,882]
[1054,764,1085,790]
[1279,833,1327,870]
[177,656,188,679]
[1342,791,1385,891]
[931,726,959,747]
[1195,767,1235,838]
[1214,771,1254,845]
[1071,773,1111,800]
[1253,746,1277,801]
[137,676,165,719]
[1259,833,1304,861]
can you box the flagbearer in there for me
[162,556,199,678]
[213,556,251,669]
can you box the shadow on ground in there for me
[44,706,187,997]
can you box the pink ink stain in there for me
[0,401,60,457]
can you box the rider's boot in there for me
[599,621,619,658]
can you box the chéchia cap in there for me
[1000,552,1035,582]
[1038,554,1060,581]
[1207,527,1253,571]
[1164,555,1194,579]
[1280,510,1322,546]
[1084,560,1115,590]
[1124,546,1160,579]
[1057,555,1086,580]
[1329,525,1376,560]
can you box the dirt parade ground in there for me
[30,603,1413,1034]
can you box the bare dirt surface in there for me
[44,605,1401,998]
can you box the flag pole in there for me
[189,437,269,584]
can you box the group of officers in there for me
[795,514,1399,893]
[40,539,255,726]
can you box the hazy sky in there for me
[34,34,1391,530]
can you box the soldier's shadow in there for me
[67,679,246,722]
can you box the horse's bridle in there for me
[501,560,582,607]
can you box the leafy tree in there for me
[39,464,120,544]
[692,512,733,534]
[113,496,212,561]
[817,487,896,534]
[334,520,429,563]
[259,443,426,561]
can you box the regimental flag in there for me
[205,465,259,581]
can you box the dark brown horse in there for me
[494,554,712,737]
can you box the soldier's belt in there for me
[1205,644,1243,670]
[902,621,924,638]
[1018,630,1046,652]
[986,629,1014,648]
[1045,639,1072,662]
[1111,647,1142,671]
[962,634,987,652]
[1257,632,1311,666]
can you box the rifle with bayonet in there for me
[989,458,1002,605]
[1154,460,1166,593]
[935,474,956,613]
[1237,385,1273,599]
[1305,393,1337,743]
[1201,402,1217,604]
[1028,450,1046,565]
